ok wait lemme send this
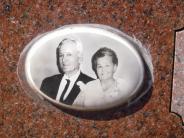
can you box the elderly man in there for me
[40,38,94,105]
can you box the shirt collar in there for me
[63,70,80,82]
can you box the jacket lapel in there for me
[61,73,83,104]
[51,74,63,99]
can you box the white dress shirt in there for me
[56,70,80,101]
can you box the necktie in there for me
[60,79,70,101]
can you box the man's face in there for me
[96,55,117,81]
[58,42,80,76]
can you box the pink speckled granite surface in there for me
[0,0,184,137]
[172,28,184,124]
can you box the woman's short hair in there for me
[91,47,118,75]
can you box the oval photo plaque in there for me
[17,24,153,111]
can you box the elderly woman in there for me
[74,47,129,107]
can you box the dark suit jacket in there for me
[40,72,94,105]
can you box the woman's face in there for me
[96,55,117,81]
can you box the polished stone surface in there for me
[172,29,184,124]
[0,1,184,137]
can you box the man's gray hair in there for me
[56,38,83,73]
[57,38,83,56]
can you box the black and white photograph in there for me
[19,24,148,110]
